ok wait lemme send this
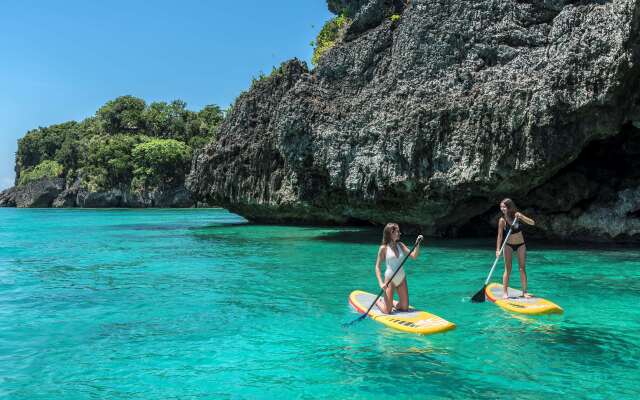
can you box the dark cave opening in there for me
[457,123,640,238]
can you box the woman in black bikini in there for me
[496,198,535,299]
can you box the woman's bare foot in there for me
[502,293,509,299]
[523,292,532,298]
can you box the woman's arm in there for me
[375,246,386,288]
[515,212,535,225]
[496,218,505,258]
[399,235,423,260]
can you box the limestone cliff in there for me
[188,0,640,241]
[0,177,194,208]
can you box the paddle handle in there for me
[483,216,518,285]
[361,237,423,317]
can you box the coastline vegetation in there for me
[17,160,64,186]
[15,96,223,192]
[311,14,350,66]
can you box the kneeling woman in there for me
[374,223,423,314]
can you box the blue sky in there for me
[0,1,333,189]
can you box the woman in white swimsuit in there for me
[374,223,423,314]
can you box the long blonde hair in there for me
[382,223,399,246]
[500,198,517,221]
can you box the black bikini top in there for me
[503,218,522,235]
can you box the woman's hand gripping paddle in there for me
[471,217,518,303]
[344,236,423,326]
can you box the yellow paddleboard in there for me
[485,283,563,315]
[348,290,456,335]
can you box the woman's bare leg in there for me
[376,283,395,314]
[502,245,513,298]
[518,245,530,297]
[396,279,409,311]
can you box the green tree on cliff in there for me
[16,122,79,171]
[83,134,150,190]
[132,139,192,188]
[185,104,224,148]
[17,160,64,186]
[96,95,146,135]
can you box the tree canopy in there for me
[132,139,192,188]
[14,96,224,192]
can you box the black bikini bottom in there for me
[507,242,525,252]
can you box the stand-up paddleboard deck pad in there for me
[485,283,563,315]
[349,290,455,334]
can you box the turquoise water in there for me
[0,209,639,399]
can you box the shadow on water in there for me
[180,218,640,253]
[189,223,324,247]
[108,234,188,241]
[522,238,640,251]
[314,230,640,252]
[106,224,194,231]
[189,222,252,231]
[312,228,380,244]
[312,229,493,250]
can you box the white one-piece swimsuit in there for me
[384,243,406,287]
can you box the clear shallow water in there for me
[0,209,638,399]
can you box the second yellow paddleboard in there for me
[485,283,563,315]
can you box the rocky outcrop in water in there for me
[189,0,640,241]
[0,178,195,208]
[0,178,65,208]
[0,187,17,207]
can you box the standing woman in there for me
[496,198,535,299]
[374,223,423,314]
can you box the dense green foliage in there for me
[312,14,350,66]
[15,96,223,191]
[132,139,192,188]
[17,122,80,171]
[97,96,146,134]
[81,134,150,191]
[18,160,64,186]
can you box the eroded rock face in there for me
[0,186,17,207]
[13,178,65,208]
[463,124,640,241]
[0,177,198,209]
[518,126,640,241]
[188,0,640,241]
[70,184,196,208]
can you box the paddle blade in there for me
[471,285,487,303]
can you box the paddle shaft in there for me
[483,216,518,285]
[358,238,423,320]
